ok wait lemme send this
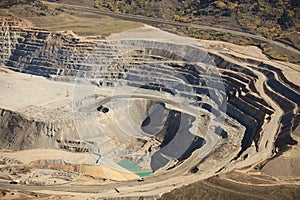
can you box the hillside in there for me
[94,0,299,45]
[160,171,300,200]
[3,0,299,42]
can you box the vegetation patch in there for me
[7,2,142,37]
[0,0,36,9]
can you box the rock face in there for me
[0,108,54,150]
[0,17,299,175]
[0,108,89,152]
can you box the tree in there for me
[268,0,279,7]
[290,0,300,8]
[278,10,294,30]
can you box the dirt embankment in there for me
[0,108,57,150]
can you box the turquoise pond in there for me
[118,160,153,177]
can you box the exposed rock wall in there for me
[0,108,90,152]
[212,54,299,152]
[0,108,57,150]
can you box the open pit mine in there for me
[0,17,299,199]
